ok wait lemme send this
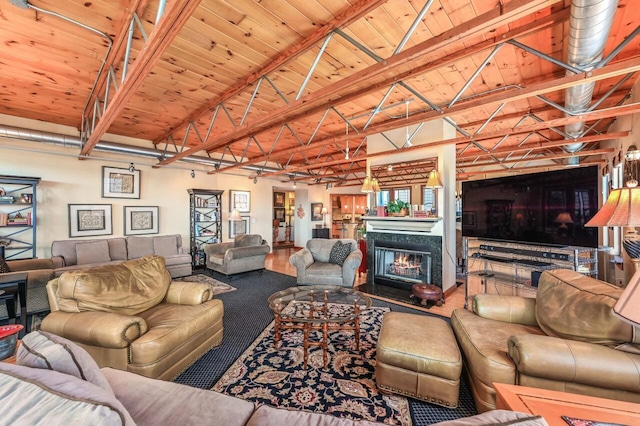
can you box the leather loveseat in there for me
[1,330,547,426]
[451,269,640,413]
[40,255,223,380]
[289,238,362,287]
[50,234,192,278]
[204,234,270,277]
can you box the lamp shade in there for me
[554,212,574,224]
[585,187,640,227]
[614,268,640,327]
[321,207,328,214]
[361,177,373,193]
[425,170,443,188]
[371,178,381,193]
[229,209,242,221]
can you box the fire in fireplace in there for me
[374,240,432,290]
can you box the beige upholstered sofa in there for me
[451,269,640,413]
[51,234,192,278]
[289,238,362,287]
[40,255,223,380]
[1,331,547,425]
[204,234,270,277]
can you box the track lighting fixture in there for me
[190,170,195,178]
[128,162,135,172]
[253,177,257,184]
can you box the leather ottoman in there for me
[376,312,462,408]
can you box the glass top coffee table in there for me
[268,285,372,369]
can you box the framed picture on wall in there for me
[274,207,285,222]
[102,166,140,199]
[273,192,285,207]
[69,204,112,237]
[124,206,159,235]
[229,190,250,213]
[229,215,250,238]
[311,202,323,221]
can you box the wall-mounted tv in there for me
[461,166,599,248]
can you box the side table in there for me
[494,382,640,426]
[0,272,28,338]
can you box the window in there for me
[394,188,410,203]
[422,187,436,213]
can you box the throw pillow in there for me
[17,330,113,395]
[75,240,111,265]
[329,241,351,266]
[0,362,134,425]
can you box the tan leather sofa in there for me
[1,258,53,323]
[40,255,223,380]
[2,331,548,426]
[204,234,270,277]
[451,269,640,413]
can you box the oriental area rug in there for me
[212,303,412,426]
[174,274,236,296]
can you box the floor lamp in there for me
[585,185,640,327]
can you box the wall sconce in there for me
[190,170,195,178]
[625,145,640,187]
[128,163,135,172]
[229,209,242,222]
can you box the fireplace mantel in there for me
[362,216,442,235]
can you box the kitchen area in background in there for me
[331,194,367,240]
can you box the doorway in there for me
[273,189,295,249]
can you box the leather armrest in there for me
[41,311,147,349]
[225,245,270,260]
[472,294,538,326]
[6,258,53,271]
[165,281,213,305]
[508,334,640,392]
[204,242,234,256]
[51,256,65,268]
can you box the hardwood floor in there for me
[265,247,467,318]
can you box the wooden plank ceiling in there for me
[0,0,639,188]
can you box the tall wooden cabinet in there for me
[187,189,223,268]
[0,175,40,260]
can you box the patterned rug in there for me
[212,303,412,425]
[174,274,236,295]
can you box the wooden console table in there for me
[494,382,640,426]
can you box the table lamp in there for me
[321,207,328,227]
[585,186,640,271]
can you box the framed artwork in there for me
[273,192,285,207]
[229,190,251,213]
[68,204,112,237]
[124,206,159,235]
[229,215,250,238]
[274,207,285,222]
[102,166,140,199]
[311,202,323,221]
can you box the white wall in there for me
[0,116,303,258]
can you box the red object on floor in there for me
[358,239,367,276]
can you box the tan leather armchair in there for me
[451,269,640,413]
[40,255,224,380]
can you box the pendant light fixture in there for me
[345,122,350,160]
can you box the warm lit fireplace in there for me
[373,240,432,290]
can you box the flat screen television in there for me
[461,166,599,248]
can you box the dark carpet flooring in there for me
[174,269,478,425]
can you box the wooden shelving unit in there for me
[0,175,40,260]
[188,189,223,268]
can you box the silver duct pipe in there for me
[0,124,283,174]
[563,0,619,163]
